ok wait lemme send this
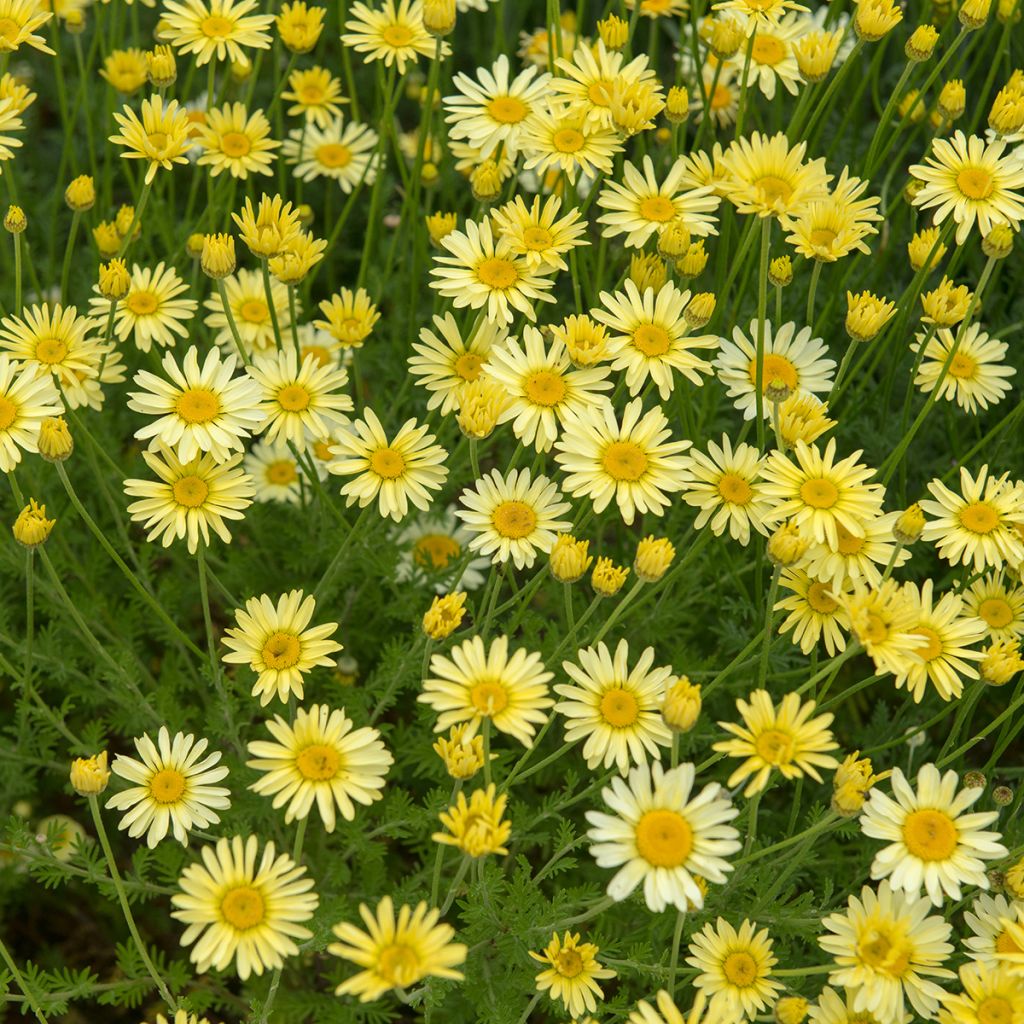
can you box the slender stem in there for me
[0,935,49,1024]
[668,909,686,999]
[590,579,644,646]
[758,566,781,688]
[734,29,757,137]
[805,260,822,326]
[261,258,284,349]
[216,278,249,364]
[754,217,772,451]
[59,210,81,304]
[116,179,152,259]
[86,797,177,1010]
[13,230,22,312]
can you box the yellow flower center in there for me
[552,127,585,152]
[220,130,252,158]
[240,298,270,323]
[754,727,794,765]
[492,499,538,538]
[262,630,302,669]
[470,679,508,714]
[370,446,407,479]
[956,167,994,200]
[487,95,529,124]
[381,23,414,46]
[638,195,676,222]
[718,472,754,505]
[201,14,234,37]
[752,35,787,64]
[35,336,69,364]
[711,83,733,110]
[809,227,839,248]
[147,131,170,152]
[587,80,612,106]
[277,383,311,411]
[835,523,866,555]
[978,597,1014,628]
[807,581,839,613]
[599,687,639,727]
[748,352,798,390]
[754,174,794,205]
[634,809,693,867]
[857,927,912,976]
[298,83,325,103]
[176,387,221,424]
[949,351,977,379]
[632,323,672,357]
[0,395,17,430]
[910,626,943,662]
[413,533,461,570]
[476,257,518,290]
[295,742,341,780]
[978,997,1014,1024]
[220,885,265,931]
[601,440,648,482]
[554,948,584,977]
[126,290,159,315]
[800,477,839,509]
[376,943,421,985]
[454,351,484,380]
[996,928,1024,954]
[524,369,566,406]
[172,475,210,508]
[148,767,186,803]
[862,612,889,644]
[302,345,332,367]
[902,808,958,861]
[722,951,759,988]
[266,459,297,485]
[316,143,352,168]
[960,501,1000,534]
[522,226,555,250]
[0,17,21,43]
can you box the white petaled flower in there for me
[585,760,741,913]
[394,507,490,592]
[455,467,572,570]
[860,762,1007,906]
[0,356,64,472]
[106,727,231,848]
[555,640,674,775]
[963,893,1024,970]
[713,319,836,420]
[128,345,263,463]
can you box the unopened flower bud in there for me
[676,239,708,278]
[4,204,26,234]
[38,417,73,463]
[597,13,629,50]
[765,377,794,404]
[774,997,809,1024]
[657,220,690,259]
[423,0,456,36]
[592,557,628,597]
[185,232,205,259]
[684,292,716,328]
[433,725,486,780]
[937,78,965,120]
[665,85,689,123]
[426,211,458,247]
[423,592,467,640]
[854,0,903,40]
[768,255,793,288]
[846,290,896,342]
[202,233,236,279]
[982,224,1015,260]
[992,785,1014,806]
[905,24,939,60]
[893,503,926,544]
[980,639,1024,686]
[146,44,177,87]
[70,752,110,796]
[13,499,54,548]
[634,536,675,583]
[767,522,808,567]
[65,175,95,212]
[959,0,992,29]
[549,534,592,583]
[964,770,986,789]
[908,226,946,272]
[708,17,744,59]
[630,252,666,292]
[470,160,502,202]
[98,258,131,300]
[663,676,701,732]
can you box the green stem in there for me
[754,217,771,451]
[0,935,49,1024]
[758,566,781,688]
[59,210,81,305]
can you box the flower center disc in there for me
[262,630,301,669]
[413,533,461,570]
[220,131,252,157]
[718,472,754,504]
[522,226,554,250]
[381,23,413,46]
[956,167,994,200]
[296,742,341,780]
[633,323,672,356]
[35,337,69,364]
[902,808,958,861]
[754,727,794,765]
[862,612,889,644]
[126,291,159,315]
[470,679,509,714]
[948,352,977,378]
[635,809,693,867]
[960,501,1000,534]
[492,499,537,538]
[602,440,648,482]
[555,949,584,977]
[835,523,865,554]
[377,943,421,986]
[476,257,518,290]
[553,128,585,153]
[176,387,221,424]
[979,597,1013,628]
[201,14,233,37]
[149,767,186,803]
[220,885,265,930]
[754,174,794,206]
[266,459,297,485]
[487,95,528,124]
[911,626,943,662]
[277,383,311,411]
[723,951,759,987]
[0,395,17,430]
[752,35,786,64]
[807,582,839,613]
[454,352,484,380]
[370,446,407,479]
[857,928,911,975]
[638,195,676,222]
[749,353,798,390]
[977,997,1014,1024]
[240,299,269,323]
[600,687,639,727]
[316,143,352,168]
[172,475,210,508]
[524,370,566,406]
[799,477,839,509]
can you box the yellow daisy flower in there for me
[921,465,1024,572]
[432,783,511,856]
[101,48,150,94]
[282,115,379,190]
[963,893,1024,970]
[327,407,449,522]
[804,510,910,592]
[939,962,1024,1024]
[196,102,279,178]
[124,447,254,552]
[783,169,883,262]
[106,727,230,848]
[418,633,554,747]
[342,0,448,74]
[714,689,840,795]
[585,760,741,913]
[314,287,381,348]
[687,918,784,1020]
[841,579,929,677]
[912,323,1016,414]
[246,703,392,832]
[328,897,466,1001]
[282,65,347,128]
[162,0,274,66]
[245,438,304,505]
[963,572,1024,641]
[554,398,692,525]
[775,568,850,656]
[712,0,808,30]
[0,356,64,473]
[490,194,589,273]
[530,932,616,1020]
[171,835,318,979]
[908,131,1024,245]
[232,192,302,259]
[222,589,343,706]
[819,881,955,1021]
[518,102,623,183]
[204,268,294,357]
[0,0,53,54]
[109,94,193,183]
[861,762,1007,906]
